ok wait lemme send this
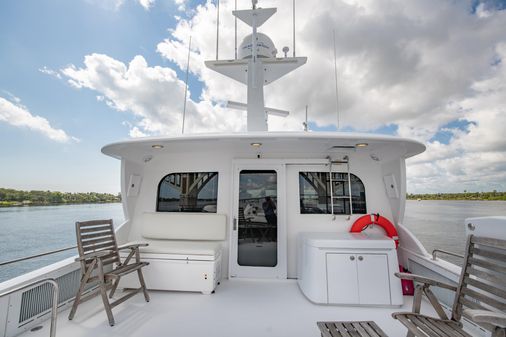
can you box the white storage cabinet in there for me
[297,232,403,306]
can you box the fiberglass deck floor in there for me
[22,279,438,337]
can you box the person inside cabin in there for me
[262,196,277,226]
[244,202,256,221]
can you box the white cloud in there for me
[86,0,155,11]
[61,53,243,136]
[174,0,188,12]
[39,66,62,79]
[138,0,155,10]
[154,0,506,192]
[57,0,506,192]
[406,42,506,193]
[0,96,75,143]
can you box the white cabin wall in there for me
[380,159,404,225]
[285,153,395,278]
[115,159,144,244]
[122,159,144,221]
[119,148,407,280]
[126,151,233,274]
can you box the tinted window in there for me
[299,172,366,214]
[157,172,218,212]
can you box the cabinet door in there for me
[357,254,391,305]
[326,253,359,304]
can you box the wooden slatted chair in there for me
[393,235,506,337]
[68,219,150,326]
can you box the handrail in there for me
[0,278,59,337]
[0,246,77,267]
[432,249,464,261]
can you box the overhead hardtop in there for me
[102,131,425,164]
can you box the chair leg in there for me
[137,269,150,302]
[406,284,424,337]
[424,287,448,320]
[99,282,115,326]
[492,328,505,337]
[109,278,120,299]
[68,279,87,320]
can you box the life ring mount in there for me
[350,213,399,248]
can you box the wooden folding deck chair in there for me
[68,219,150,326]
[393,235,506,337]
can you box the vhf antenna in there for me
[293,0,296,57]
[216,0,220,60]
[182,34,192,134]
[333,29,339,130]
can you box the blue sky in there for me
[1,0,506,194]
[0,0,188,192]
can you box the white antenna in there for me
[182,35,192,134]
[303,104,308,131]
[292,0,296,57]
[333,29,339,130]
[216,0,220,60]
[234,0,237,59]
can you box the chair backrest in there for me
[452,235,506,331]
[76,219,120,272]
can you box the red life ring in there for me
[350,213,399,248]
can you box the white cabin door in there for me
[229,163,286,279]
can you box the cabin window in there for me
[299,172,366,215]
[157,172,218,212]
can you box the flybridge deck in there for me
[17,279,437,337]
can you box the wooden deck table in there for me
[317,321,388,337]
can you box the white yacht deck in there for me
[23,279,438,337]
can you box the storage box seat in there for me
[120,212,227,294]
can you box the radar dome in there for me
[238,33,277,59]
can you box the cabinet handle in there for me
[233,218,237,231]
[349,256,355,261]
[358,256,363,261]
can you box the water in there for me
[0,201,505,283]
[403,200,506,265]
[0,203,123,283]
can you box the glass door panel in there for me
[237,170,277,267]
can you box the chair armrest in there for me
[117,242,149,251]
[464,309,506,328]
[395,272,458,291]
[75,250,112,262]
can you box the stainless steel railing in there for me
[0,246,77,267]
[432,249,464,261]
[0,278,59,337]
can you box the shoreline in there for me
[407,198,506,201]
[0,201,121,208]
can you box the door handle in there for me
[233,217,237,231]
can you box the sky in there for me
[0,0,505,194]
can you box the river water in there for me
[403,200,506,265]
[0,200,505,283]
[0,203,124,283]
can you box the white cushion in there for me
[141,212,227,241]
[140,240,221,257]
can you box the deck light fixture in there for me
[151,144,164,149]
[355,143,368,148]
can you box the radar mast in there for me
[205,0,307,131]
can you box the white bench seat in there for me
[140,240,222,258]
[119,212,227,294]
